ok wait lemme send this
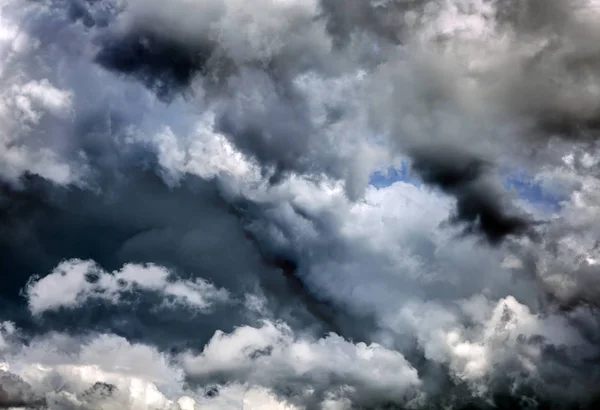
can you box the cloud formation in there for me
[182,320,422,408]
[25,259,230,315]
[1,0,600,409]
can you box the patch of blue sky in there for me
[503,171,566,212]
[369,160,566,213]
[369,160,422,189]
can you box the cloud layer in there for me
[1,0,600,409]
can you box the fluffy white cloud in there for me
[391,294,592,388]
[25,259,229,315]
[0,74,79,184]
[0,321,421,410]
[0,325,301,410]
[182,320,422,408]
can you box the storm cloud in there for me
[1,0,600,409]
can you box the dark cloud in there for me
[410,148,531,244]
[94,30,219,101]
[83,0,373,198]
[0,173,254,345]
[0,171,376,352]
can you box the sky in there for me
[1,0,600,409]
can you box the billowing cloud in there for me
[1,0,600,409]
[0,322,288,410]
[182,320,422,408]
[0,320,420,410]
[25,259,230,315]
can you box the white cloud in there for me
[243,175,539,312]
[0,76,78,184]
[182,320,422,408]
[1,328,294,409]
[390,294,590,390]
[25,259,229,315]
[0,323,398,410]
[145,113,261,186]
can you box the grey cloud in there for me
[494,0,585,36]
[453,0,600,142]
[94,29,218,102]
[224,177,600,408]
[37,0,380,199]
[0,371,45,409]
[0,171,372,351]
[2,0,600,409]
[507,169,600,309]
[410,148,531,244]
[317,0,429,47]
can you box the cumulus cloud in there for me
[90,0,382,198]
[0,325,234,410]
[1,0,600,409]
[25,259,229,315]
[182,320,422,408]
[0,321,421,410]
[393,295,596,398]
[226,176,600,407]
